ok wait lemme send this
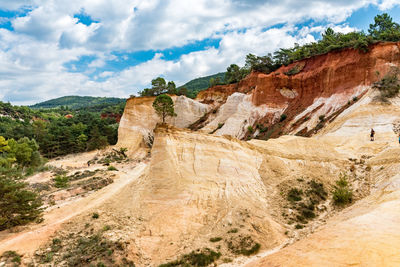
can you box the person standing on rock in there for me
[370,128,375,141]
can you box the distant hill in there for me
[30,96,126,109]
[179,72,225,98]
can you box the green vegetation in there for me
[221,13,400,84]
[209,237,222,242]
[92,212,99,219]
[107,165,118,171]
[139,77,188,97]
[1,250,22,265]
[53,175,69,188]
[30,96,125,110]
[283,179,328,229]
[180,72,226,98]
[0,100,122,159]
[280,114,287,122]
[0,136,43,230]
[332,173,353,206]
[152,94,177,123]
[159,248,221,267]
[287,188,303,202]
[133,14,400,102]
[226,235,261,256]
[227,228,238,234]
[373,67,400,101]
[285,63,304,76]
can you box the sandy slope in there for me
[246,93,400,266]
[0,161,147,256]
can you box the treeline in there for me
[222,13,400,84]
[138,77,189,97]
[30,96,125,110]
[0,101,123,159]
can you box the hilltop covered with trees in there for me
[137,14,400,99]
[0,101,124,159]
[223,13,400,84]
[30,96,126,110]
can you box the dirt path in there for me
[0,163,147,256]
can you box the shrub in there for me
[373,67,400,101]
[247,126,254,133]
[227,228,238,233]
[226,236,261,256]
[1,251,21,264]
[53,175,69,188]
[209,237,222,242]
[285,64,304,76]
[295,224,304,229]
[280,114,287,122]
[287,188,302,202]
[319,115,325,122]
[332,174,353,206]
[92,212,99,219]
[107,165,118,171]
[217,123,224,129]
[159,248,221,267]
[0,177,43,230]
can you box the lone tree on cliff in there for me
[152,94,177,123]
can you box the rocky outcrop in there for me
[118,42,400,147]
[117,95,209,154]
[110,124,348,265]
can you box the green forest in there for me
[0,100,125,159]
[30,96,126,110]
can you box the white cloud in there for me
[1,0,400,104]
[378,0,400,10]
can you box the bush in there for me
[209,237,222,242]
[280,114,287,122]
[287,188,302,202]
[332,174,353,206]
[53,175,69,188]
[107,165,118,171]
[1,251,21,264]
[247,126,254,133]
[92,212,99,219]
[159,248,221,267]
[226,235,261,256]
[0,177,43,230]
[285,64,304,76]
[319,115,325,122]
[373,67,400,101]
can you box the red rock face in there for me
[199,42,400,117]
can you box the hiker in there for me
[370,128,375,141]
[398,134,400,144]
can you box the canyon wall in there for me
[118,42,400,148]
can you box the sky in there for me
[0,0,400,105]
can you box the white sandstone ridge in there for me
[117,95,209,154]
[112,124,348,265]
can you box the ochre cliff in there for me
[118,42,400,146]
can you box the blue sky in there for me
[0,0,399,105]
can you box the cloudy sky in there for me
[0,0,400,105]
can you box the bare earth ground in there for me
[0,151,148,258]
